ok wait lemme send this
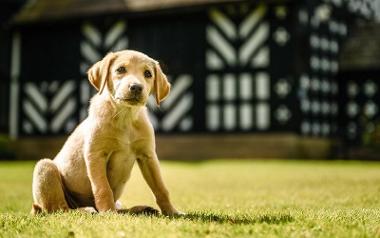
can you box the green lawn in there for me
[0,160,379,237]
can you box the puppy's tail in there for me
[31,203,43,215]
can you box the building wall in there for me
[0,0,26,134]
[11,3,296,137]
[338,69,380,145]
[7,1,380,146]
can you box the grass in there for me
[0,159,380,237]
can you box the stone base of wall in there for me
[7,133,336,160]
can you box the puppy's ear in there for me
[87,52,116,94]
[154,63,171,105]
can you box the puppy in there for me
[31,50,182,216]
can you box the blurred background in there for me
[0,0,379,160]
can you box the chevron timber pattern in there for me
[206,4,269,69]
[206,4,271,132]
[148,75,193,132]
[22,80,77,134]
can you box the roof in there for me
[340,22,380,70]
[12,0,291,24]
[12,0,242,24]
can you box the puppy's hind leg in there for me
[31,159,69,214]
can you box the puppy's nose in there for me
[129,84,143,93]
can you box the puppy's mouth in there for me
[115,96,144,105]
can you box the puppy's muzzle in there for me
[115,83,145,105]
[129,83,143,95]
[128,83,144,101]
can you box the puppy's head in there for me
[88,50,170,107]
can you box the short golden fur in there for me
[31,50,182,215]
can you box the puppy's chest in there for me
[102,125,147,179]
[102,125,137,148]
[106,150,134,197]
[110,130,139,157]
[106,133,138,183]
[107,149,134,176]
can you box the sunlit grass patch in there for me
[0,160,379,237]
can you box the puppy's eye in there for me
[116,66,127,74]
[144,70,152,78]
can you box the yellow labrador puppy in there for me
[31,50,182,216]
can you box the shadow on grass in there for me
[174,212,294,225]
[30,208,294,226]
[115,208,294,225]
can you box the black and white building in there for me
[1,0,380,158]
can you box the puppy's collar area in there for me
[111,106,143,126]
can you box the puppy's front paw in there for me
[162,209,186,217]
[79,207,98,214]
[128,205,160,216]
[173,210,186,216]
